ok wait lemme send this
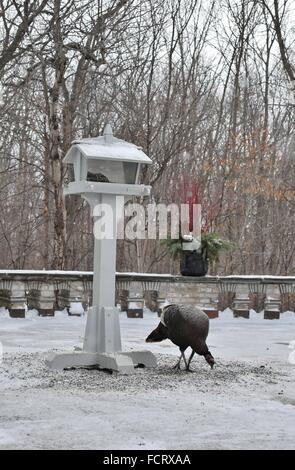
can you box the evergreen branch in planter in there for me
[162,233,234,265]
[200,233,234,264]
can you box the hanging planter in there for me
[180,251,208,277]
[162,233,234,277]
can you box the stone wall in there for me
[0,271,294,318]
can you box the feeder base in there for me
[45,350,157,374]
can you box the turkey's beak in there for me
[210,363,214,369]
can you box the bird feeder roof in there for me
[64,124,152,165]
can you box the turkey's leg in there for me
[172,354,182,370]
[181,351,189,369]
[186,350,195,371]
[172,349,187,370]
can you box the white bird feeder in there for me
[46,124,157,373]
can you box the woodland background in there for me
[0,0,295,275]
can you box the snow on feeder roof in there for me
[65,123,152,165]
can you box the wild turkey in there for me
[146,304,215,371]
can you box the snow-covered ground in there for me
[0,308,294,450]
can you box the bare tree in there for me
[1,0,295,274]
[0,0,48,72]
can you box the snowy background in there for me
[0,309,294,450]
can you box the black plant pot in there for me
[180,251,208,277]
